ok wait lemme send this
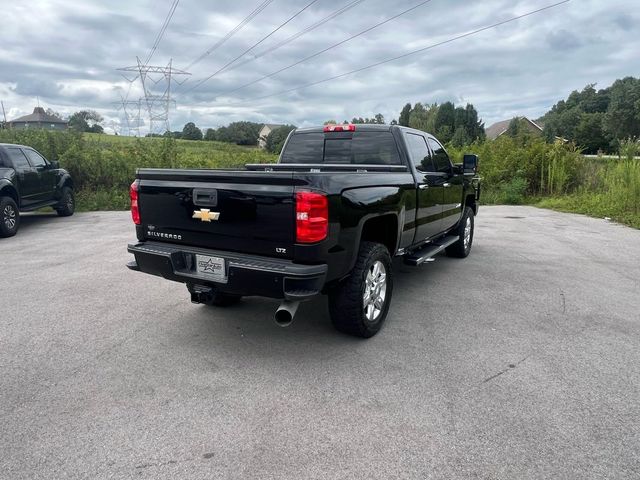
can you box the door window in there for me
[404,133,434,172]
[5,148,31,169]
[23,149,47,168]
[427,138,451,173]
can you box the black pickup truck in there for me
[0,144,75,237]
[127,124,480,337]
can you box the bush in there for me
[619,137,639,160]
[447,136,582,200]
[499,176,529,204]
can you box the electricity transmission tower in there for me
[117,57,190,135]
[114,97,144,137]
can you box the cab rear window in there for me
[281,131,401,165]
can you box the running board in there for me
[403,235,459,266]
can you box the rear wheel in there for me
[0,197,20,238]
[56,187,75,217]
[328,241,393,338]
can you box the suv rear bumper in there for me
[127,241,328,301]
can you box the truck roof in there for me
[295,124,393,133]
[293,124,436,138]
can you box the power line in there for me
[184,0,275,71]
[181,0,321,94]
[214,0,366,76]
[145,0,180,65]
[189,0,571,109]
[211,0,434,98]
[120,0,179,117]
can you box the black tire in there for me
[56,187,75,217]
[328,241,393,338]
[0,196,20,238]
[446,206,474,258]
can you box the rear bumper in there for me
[127,241,328,301]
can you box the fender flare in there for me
[0,179,20,207]
[346,211,401,273]
[56,173,74,191]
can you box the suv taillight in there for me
[296,190,328,243]
[130,180,140,225]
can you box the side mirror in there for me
[463,154,478,173]
[50,160,60,169]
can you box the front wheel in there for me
[328,241,393,338]
[446,206,475,258]
[55,187,75,217]
[0,197,20,238]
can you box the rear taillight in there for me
[130,180,140,225]
[296,190,328,243]
[323,124,356,132]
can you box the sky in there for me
[0,0,637,135]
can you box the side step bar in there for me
[403,235,459,266]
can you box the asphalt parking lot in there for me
[1,206,639,479]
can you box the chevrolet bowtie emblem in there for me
[192,209,220,222]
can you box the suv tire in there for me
[0,196,20,238]
[56,187,75,217]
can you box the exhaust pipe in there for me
[274,300,300,327]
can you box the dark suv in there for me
[0,143,75,237]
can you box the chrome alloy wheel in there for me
[3,204,16,230]
[363,260,387,321]
[463,216,472,250]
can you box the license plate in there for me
[195,254,227,283]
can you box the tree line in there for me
[538,77,640,154]
[121,75,640,156]
[397,101,486,146]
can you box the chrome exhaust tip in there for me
[274,300,300,327]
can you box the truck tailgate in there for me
[136,169,296,259]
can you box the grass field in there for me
[77,134,278,209]
[84,133,278,169]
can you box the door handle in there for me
[443,183,451,188]
[419,184,429,190]
[193,188,218,207]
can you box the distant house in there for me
[9,107,68,131]
[485,117,543,140]
[258,123,284,148]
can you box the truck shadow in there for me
[15,212,60,233]
[175,256,453,361]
